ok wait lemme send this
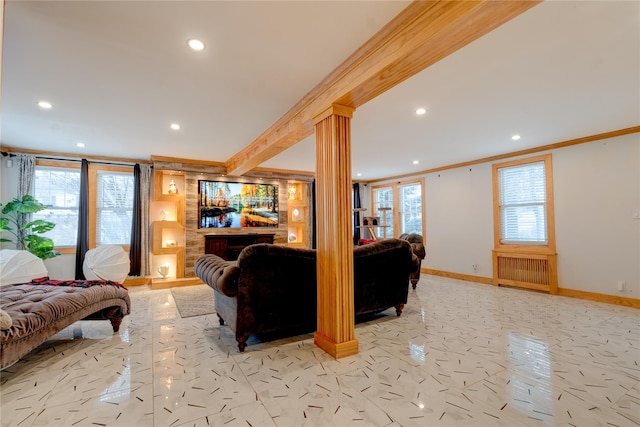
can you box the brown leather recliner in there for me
[399,233,425,289]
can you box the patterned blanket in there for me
[27,276,127,290]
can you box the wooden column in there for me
[313,104,358,359]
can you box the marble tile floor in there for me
[1,276,639,427]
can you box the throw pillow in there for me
[0,309,11,330]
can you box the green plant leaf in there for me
[24,220,56,234]
[1,194,58,260]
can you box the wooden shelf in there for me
[151,221,184,253]
[151,170,187,279]
[287,182,308,248]
[151,277,203,290]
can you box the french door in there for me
[372,179,424,239]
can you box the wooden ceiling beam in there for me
[225,0,541,176]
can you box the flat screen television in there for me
[198,180,279,229]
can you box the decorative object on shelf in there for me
[288,185,297,200]
[289,233,297,242]
[167,180,178,195]
[165,240,176,247]
[292,208,303,222]
[158,264,170,278]
[160,210,168,221]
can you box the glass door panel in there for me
[373,187,393,239]
[399,183,422,235]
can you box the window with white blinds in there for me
[96,171,134,245]
[498,160,547,245]
[33,167,81,246]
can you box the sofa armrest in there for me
[194,254,240,297]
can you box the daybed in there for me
[1,278,131,369]
[194,238,418,352]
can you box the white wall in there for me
[554,134,639,296]
[424,164,494,276]
[368,133,640,298]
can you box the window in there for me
[33,167,81,247]
[34,161,134,250]
[372,179,424,239]
[399,183,423,235]
[96,171,134,245]
[493,154,555,251]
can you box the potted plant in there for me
[0,194,59,260]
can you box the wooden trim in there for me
[36,159,81,169]
[151,277,202,290]
[55,247,76,255]
[2,146,150,165]
[557,288,640,309]
[225,0,540,176]
[123,276,152,286]
[423,268,494,286]
[314,332,359,359]
[313,104,354,125]
[151,155,226,168]
[252,166,314,178]
[424,269,640,309]
[364,126,640,184]
[152,156,315,181]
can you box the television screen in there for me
[198,180,279,229]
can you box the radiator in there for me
[493,251,558,294]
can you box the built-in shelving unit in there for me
[287,182,308,248]
[150,170,186,280]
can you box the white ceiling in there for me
[2,1,638,181]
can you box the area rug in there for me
[170,285,215,318]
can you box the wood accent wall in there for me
[313,105,358,359]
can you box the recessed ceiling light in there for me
[356,173,362,177]
[170,123,181,130]
[76,142,85,148]
[415,108,426,116]
[512,134,521,141]
[188,39,205,51]
[413,160,419,165]
[37,101,52,109]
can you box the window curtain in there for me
[129,163,151,276]
[75,159,89,279]
[16,154,36,247]
[353,183,361,245]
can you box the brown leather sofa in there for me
[399,233,426,289]
[194,239,418,352]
